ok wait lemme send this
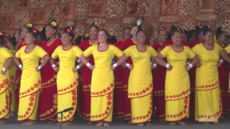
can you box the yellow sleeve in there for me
[150,47,158,58]
[83,45,95,57]
[2,48,13,60]
[160,46,169,57]
[52,46,60,59]
[225,45,230,54]
[15,47,22,58]
[37,46,48,59]
[186,47,195,59]
[191,45,200,55]
[111,45,123,58]
[216,44,223,53]
[123,47,132,58]
[74,46,83,58]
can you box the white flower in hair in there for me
[137,18,142,26]
[221,28,224,32]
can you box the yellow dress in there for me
[83,44,123,122]
[123,45,157,124]
[224,45,230,92]
[9,50,17,112]
[160,46,195,122]
[192,43,223,122]
[0,47,13,120]
[16,45,48,121]
[52,45,83,122]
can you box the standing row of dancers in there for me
[0,18,230,126]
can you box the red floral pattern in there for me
[58,78,78,95]
[131,93,152,123]
[165,96,189,120]
[165,88,190,100]
[19,80,41,97]
[0,79,10,93]
[128,81,153,98]
[195,80,219,90]
[0,94,9,117]
[91,81,114,97]
[90,92,113,120]
[197,94,222,119]
[18,93,36,120]
[57,89,77,122]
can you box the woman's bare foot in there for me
[62,122,72,126]
[213,121,219,124]
[57,123,60,126]
[128,120,132,124]
[119,120,125,123]
[21,120,36,125]
[203,122,210,125]
[178,121,187,125]
[103,122,110,126]
[87,121,94,125]
[96,121,103,126]
[41,120,49,123]
[10,112,16,116]
[145,123,151,126]
[138,123,144,126]
[0,119,6,124]
[169,122,176,126]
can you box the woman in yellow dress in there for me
[122,26,158,126]
[50,26,83,126]
[14,29,50,125]
[192,28,230,124]
[0,32,14,124]
[155,30,199,125]
[80,29,127,126]
[7,35,18,116]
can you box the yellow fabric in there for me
[18,91,40,121]
[52,45,83,95]
[224,45,230,93]
[192,43,222,91]
[52,46,82,122]
[83,44,123,122]
[195,88,222,121]
[165,96,189,121]
[160,46,195,101]
[15,45,47,97]
[9,50,17,112]
[83,44,123,97]
[214,35,217,44]
[0,89,10,119]
[131,93,152,123]
[57,88,77,122]
[123,46,157,98]
[192,43,222,122]
[90,92,114,122]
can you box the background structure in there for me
[0,0,230,42]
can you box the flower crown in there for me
[93,22,100,30]
[0,32,3,37]
[66,28,72,34]
[27,23,33,28]
[39,28,43,32]
[32,29,38,34]
[51,21,57,27]
[141,27,145,32]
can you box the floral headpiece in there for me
[66,28,71,33]
[10,34,14,38]
[51,21,57,27]
[128,25,132,28]
[27,23,33,28]
[39,28,43,32]
[0,32,3,37]
[93,22,100,30]
[141,27,145,32]
[85,34,89,38]
[32,29,38,34]
[103,29,108,32]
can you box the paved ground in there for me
[1,114,230,129]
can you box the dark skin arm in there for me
[1,58,13,75]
